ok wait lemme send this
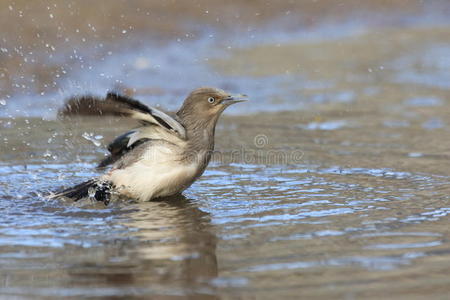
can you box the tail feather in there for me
[52,179,112,204]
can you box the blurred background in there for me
[1,0,450,116]
[1,1,450,299]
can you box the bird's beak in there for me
[221,94,249,105]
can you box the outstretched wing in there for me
[59,92,186,139]
[59,92,186,168]
[98,124,186,168]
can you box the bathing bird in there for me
[52,87,247,203]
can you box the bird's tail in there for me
[50,179,113,204]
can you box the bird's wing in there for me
[98,125,184,168]
[59,92,186,139]
[110,138,183,171]
[59,92,187,168]
[97,130,146,168]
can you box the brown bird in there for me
[52,87,247,203]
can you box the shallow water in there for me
[2,1,450,299]
[1,111,450,299]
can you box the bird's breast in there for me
[104,145,206,201]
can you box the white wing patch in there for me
[125,108,186,140]
[126,126,186,148]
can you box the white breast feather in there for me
[104,144,199,201]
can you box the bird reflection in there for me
[67,195,218,298]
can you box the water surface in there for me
[1,1,450,299]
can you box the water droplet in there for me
[82,132,101,147]
[88,187,96,198]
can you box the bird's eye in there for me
[207,97,215,104]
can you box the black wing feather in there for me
[59,92,153,117]
[59,91,187,168]
[105,92,152,114]
[98,130,150,168]
[105,92,175,131]
[60,92,182,134]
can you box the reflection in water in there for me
[66,196,218,298]
[0,190,218,298]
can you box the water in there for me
[1,112,450,298]
[2,1,450,298]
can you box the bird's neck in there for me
[177,111,222,177]
[178,112,220,153]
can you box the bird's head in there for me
[177,87,247,124]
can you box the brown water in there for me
[1,1,450,299]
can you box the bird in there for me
[51,87,247,204]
